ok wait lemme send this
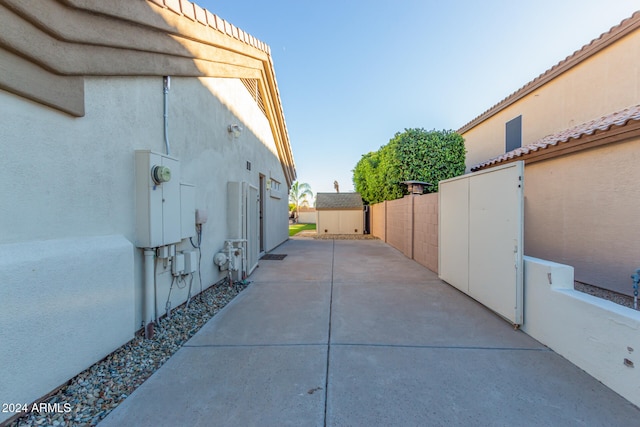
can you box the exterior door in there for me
[259,175,265,254]
[247,184,259,275]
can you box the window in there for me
[506,115,522,152]
[269,179,282,199]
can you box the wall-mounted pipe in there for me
[631,269,640,310]
[143,249,156,339]
[163,76,171,156]
[225,239,247,282]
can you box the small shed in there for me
[316,193,364,234]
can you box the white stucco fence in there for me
[297,211,316,224]
[522,256,640,407]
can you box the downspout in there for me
[143,249,155,339]
[163,76,171,156]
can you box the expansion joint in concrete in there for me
[323,239,335,427]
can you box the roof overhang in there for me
[470,105,640,171]
[0,0,296,185]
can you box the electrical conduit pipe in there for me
[163,76,171,156]
[143,249,155,339]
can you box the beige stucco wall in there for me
[463,30,640,170]
[524,138,640,295]
[386,197,413,258]
[371,202,386,241]
[370,194,438,273]
[0,75,289,416]
[412,193,439,273]
[317,210,363,234]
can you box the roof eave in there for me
[0,0,296,185]
[471,119,640,171]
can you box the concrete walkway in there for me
[100,238,639,426]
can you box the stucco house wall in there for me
[461,12,640,170]
[523,137,640,294]
[0,0,295,420]
[459,12,640,296]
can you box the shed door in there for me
[439,161,524,325]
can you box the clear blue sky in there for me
[196,1,639,196]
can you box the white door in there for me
[438,176,470,294]
[246,184,259,275]
[439,161,524,325]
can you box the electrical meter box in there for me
[135,150,181,248]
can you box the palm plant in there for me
[289,181,313,222]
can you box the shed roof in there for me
[470,104,640,171]
[315,193,363,210]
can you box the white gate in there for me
[439,161,524,325]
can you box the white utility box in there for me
[172,253,185,276]
[227,181,246,240]
[135,150,181,248]
[183,250,198,273]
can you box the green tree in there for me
[352,151,381,204]
[353,128,465,204]
[288,181,313,221]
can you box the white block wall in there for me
[522,256,640,407]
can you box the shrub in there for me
[353,128,465,204]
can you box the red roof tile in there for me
[470,104,640,171]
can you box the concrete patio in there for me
[100,238,639,426]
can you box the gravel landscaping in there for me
[7,280,249,427]
[574,281,637,310]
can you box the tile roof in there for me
[315,193,363,210]
[470,104,640,171]
[150,0,270,53]
[458,11,640,134]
